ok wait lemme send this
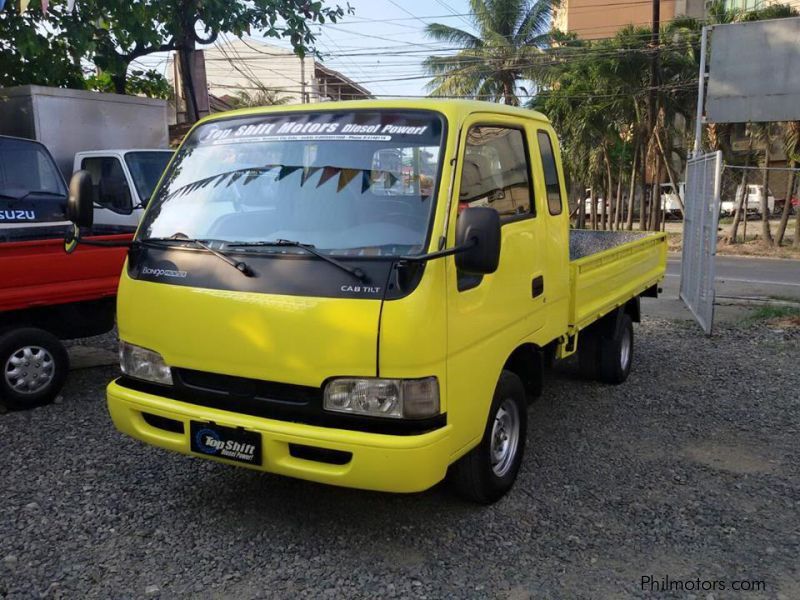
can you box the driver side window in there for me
[458,126,533,220]
[81,157,132,214]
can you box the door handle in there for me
[532,275,544,298]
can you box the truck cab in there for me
[79,101,665,502]
[0,135,129,410]
[73,149,173,233]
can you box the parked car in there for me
[65,100,667,503]
[73,149,173,233]
[660,183,684,219]
[0,135,129,409]
[720,184,776,216]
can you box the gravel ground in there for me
[1,317,798,599]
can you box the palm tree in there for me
[423,0,556,105]
[227,86,291,108]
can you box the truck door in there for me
[445,116,547,447]
[80,155,138,233]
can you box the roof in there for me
[194,98,550,127]
[313,63,373,99]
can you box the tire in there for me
[0,328,69,410]
[597,314,633,385]
[449,371,527,504]
[578,329,599,380]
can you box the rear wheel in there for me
[449,371,527,504]
[597,314,633,384]
[0,328,69,410]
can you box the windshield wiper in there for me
[139,234,254,277]
[227,239,367,282]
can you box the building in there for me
[201,38,371,104]
[554,0,799,40]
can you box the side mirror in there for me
[454,207,501,274]
[67,170,94,229]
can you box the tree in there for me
[2,0,347,99]
[0,4,84,89]
[58,0,348,95]
[226,86,291,108]
[423,0,555,105]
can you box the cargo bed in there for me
[568,230,667,331]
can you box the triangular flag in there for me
[361,170,371,194]
[66,0,75,11]
[0,0,6,11]
[277,165,301,180]
[385,172,398,188]
[40,0,47,15]
[301,166,321,187]
[19,0,30,14]
[316,166,339,188]
[337,168,360,192]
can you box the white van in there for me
[73,149,173,233]
[720,184,776,216]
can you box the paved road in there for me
[645,254,799,323]
[664,254,800,300]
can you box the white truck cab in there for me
[73,149,173,233]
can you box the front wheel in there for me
[0,328,69,410]
[449,371,527,504]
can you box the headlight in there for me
[119,341,173,385]
[324,377,439,419]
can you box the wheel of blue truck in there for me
[449,370,527,504]
[0,328,69,410]
[597,314,633,385]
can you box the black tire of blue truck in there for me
[597,313,634,385]
[0,328,69,410]
[449,370,528,504]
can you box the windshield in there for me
[125,151,172,205]
[0,137,66,198]
[139,110,444,256]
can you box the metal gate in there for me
[680,151,723,335]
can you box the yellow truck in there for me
[65,100,667,503]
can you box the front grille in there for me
[173,368,320,405]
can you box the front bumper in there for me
[106,379,452,493]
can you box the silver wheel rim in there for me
[490,398,520,477]
[620,327,631,371]
[4,345,55,395]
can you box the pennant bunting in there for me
[0,1,7,12]
[300,166,321,187]
[385,172,399,188]
[40,0,47,15]
[361,170,371,194]
[66,0,75,11]
[19,0,30,14]
[337,168,360,192]
[277,165,301,180]
[316,166,339,188]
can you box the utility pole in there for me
[645,0,661,231]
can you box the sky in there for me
[293,0,477,98]
[138,0,477,99]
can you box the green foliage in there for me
[226,86,291,108]
[0,3,85,89]
[1,0,348,95]
[424,0,556,105]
